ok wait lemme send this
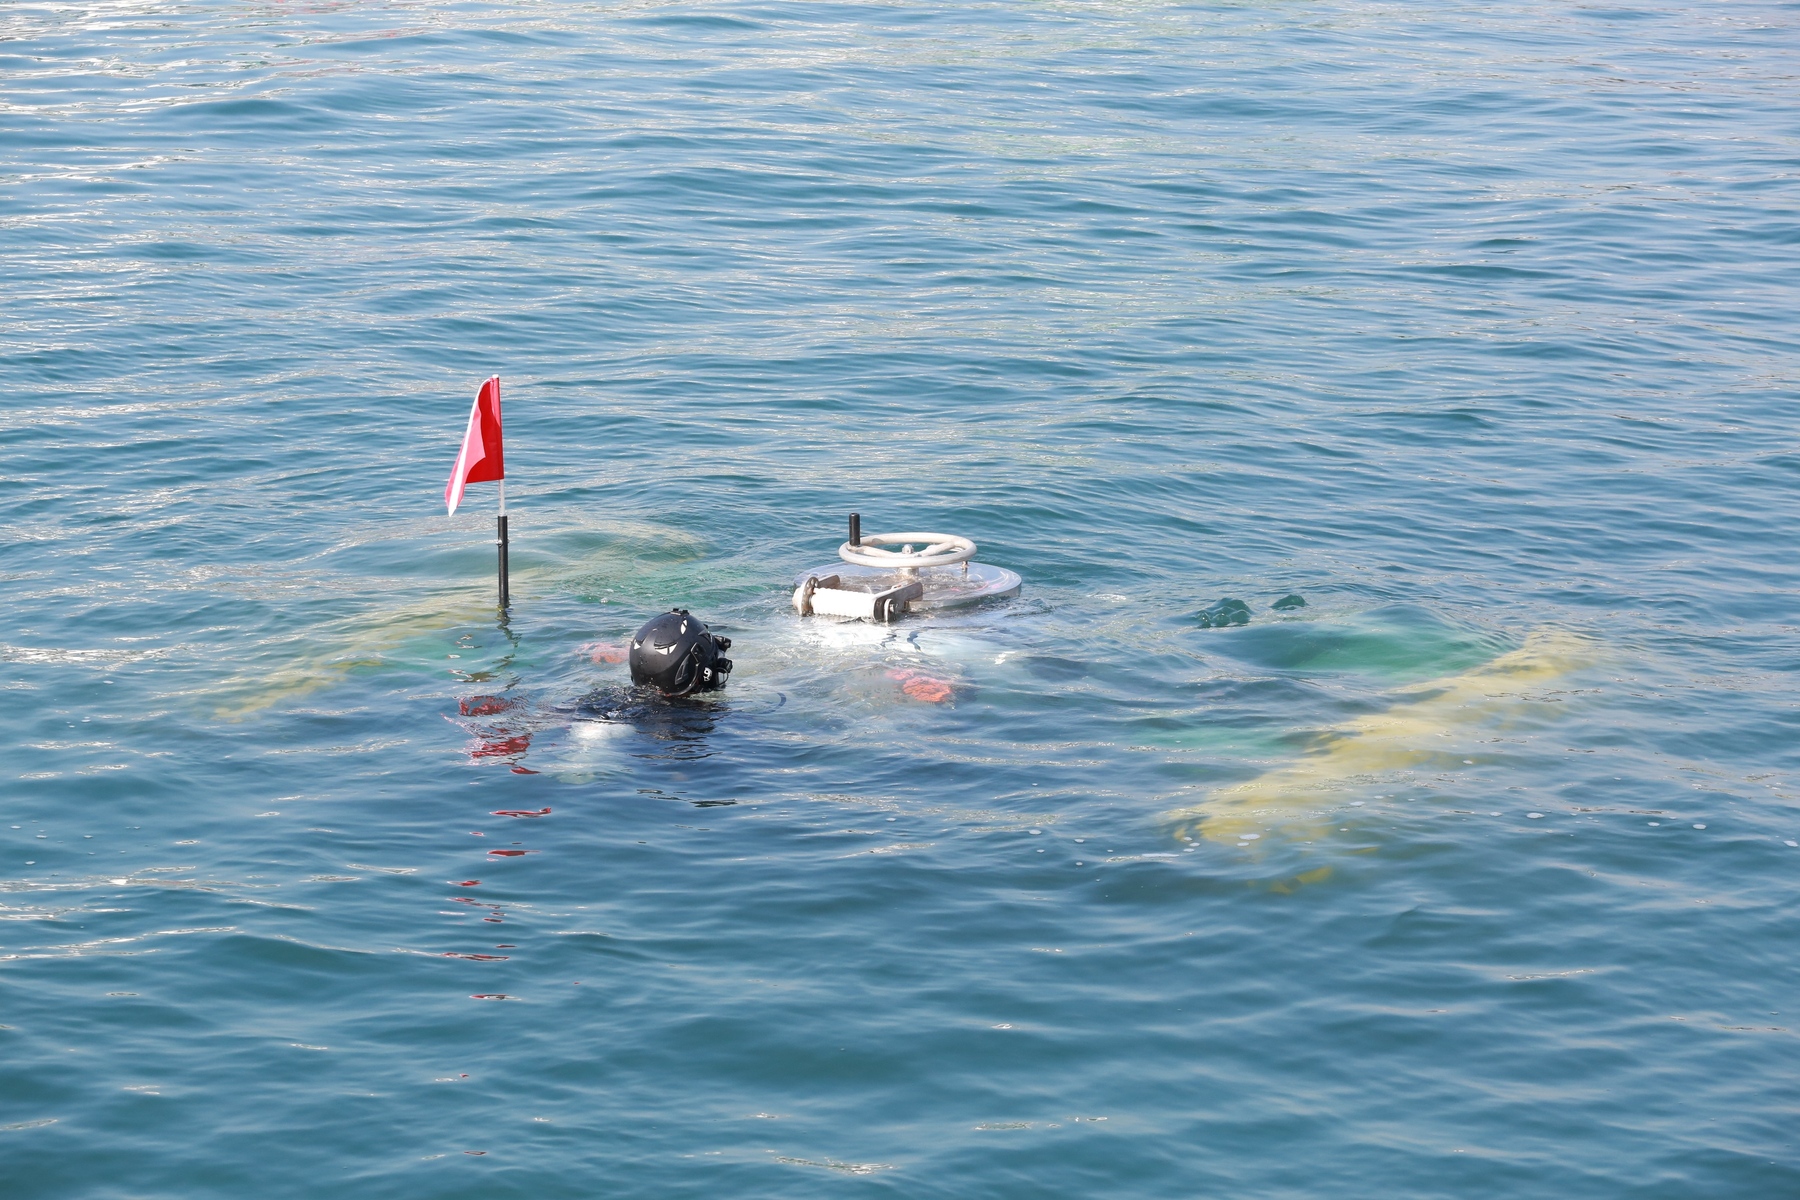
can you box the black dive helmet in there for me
[628,609,733,697]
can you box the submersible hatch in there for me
[792,514,1021,623]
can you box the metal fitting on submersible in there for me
[628,609,733,697]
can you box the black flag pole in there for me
[497,478,510,610]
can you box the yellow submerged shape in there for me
[211,592,498,719]
[1167,629,1599,845]
[206,517,726,718]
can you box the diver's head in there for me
[628,609,734,697]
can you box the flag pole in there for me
[497,476,510,610]
[446,374,508,611]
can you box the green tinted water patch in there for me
[520,517,711,573]
[211,516,746,716]
[540,523,778,612]
[564,560,780,619]
[1204,604,1508,684]
[209,592,516,717]
[514,516,709,602]
[1125,714,1300,761]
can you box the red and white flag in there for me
[445,376,504,516]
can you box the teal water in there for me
[4,1,1800,1194]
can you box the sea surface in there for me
[3,1,1799,1195]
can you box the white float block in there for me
[809,587,880,620]
[794,576,924,623]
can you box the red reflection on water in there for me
[495,944,515,948]
[470,995,510,1001]
[472,735,531,758]
[464,1149,488,1154]
[510,766,539,774]
[483,917,503,923]
[443,952,509,960]
[492,808,551,818]
[460,696,511,717]
[887,668,955,703]
[487,849,532,857]
[451,880,480,886]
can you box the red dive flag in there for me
[445,376,503,516]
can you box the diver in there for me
[627,609,733,698]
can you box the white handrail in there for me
[839,532,977,570]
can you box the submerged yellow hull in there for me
[1166,630,1599,845]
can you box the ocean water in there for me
[4,0,1799,1195]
